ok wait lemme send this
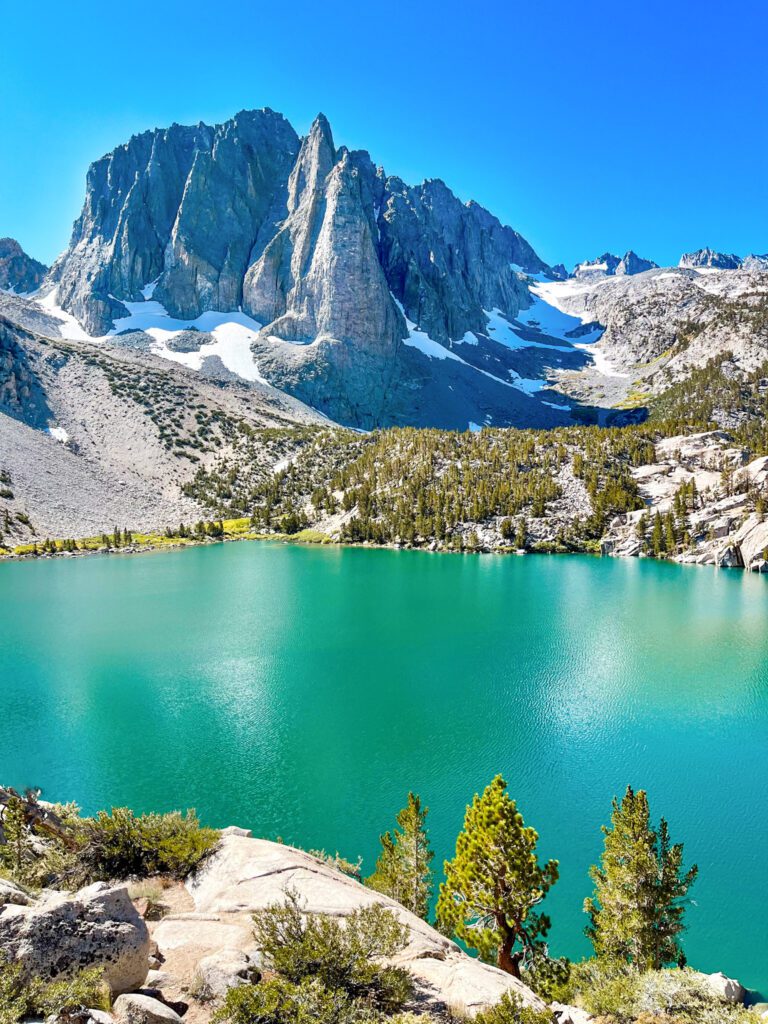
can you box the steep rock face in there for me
[46,108,560,428]
[157,110,301,318]
[0,238,47,294]
[48,110,300,334]
[377,176,543,344]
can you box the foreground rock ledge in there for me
[149,833,545,1015]
[0,880,149,994]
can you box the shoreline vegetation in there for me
[0,779,758,1024]
[0,517,764,575]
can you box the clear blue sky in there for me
[1,0,766,269]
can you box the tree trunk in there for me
[496,928,521,978]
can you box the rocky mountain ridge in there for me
[678,247,765,270]
[44,108,570,429]
[572,250,658,279]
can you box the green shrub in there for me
[213,976,368,1024]
[472,991,554,1024]
[75,807,219,882]
[521,954,572,1003]
[558,960,753,1024]
[0,954,108,1024]
[252,891,413,1013]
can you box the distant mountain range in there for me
[1,106,768,436]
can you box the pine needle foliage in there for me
[366,792,434,919]
[436,776,558,978]
[584,786,698,971]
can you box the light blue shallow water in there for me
[0,544,766,991]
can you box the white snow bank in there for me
[47,426,69,443]
[573,341,628,378]
[525,280,627,376]
[395,300,543,396]
[484,307,570,350]
[37,288,93,342]
[111,300,269,384]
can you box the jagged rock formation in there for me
[742,253,768,271]
[0,238,47,294]
[572,250,658,279]
[679,248,743,270]
[46,108,567,429]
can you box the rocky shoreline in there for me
[0,829,757,1024]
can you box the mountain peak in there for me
[679,248,742,270]
[0,238,48,295]
[572,250,657,279]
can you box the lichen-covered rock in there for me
[113,994,183,1024]
[0,881,149,994]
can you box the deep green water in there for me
[1,543,767,991]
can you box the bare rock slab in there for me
[183,835,543,1016]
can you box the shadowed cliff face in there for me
[47,108,561,428]
[0,239,48,295]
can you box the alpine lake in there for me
[1,543,766,993]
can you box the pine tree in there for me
[436,776,558,978]
[366,792,434,919]
[584,786,697,971]
[651,512,665,556]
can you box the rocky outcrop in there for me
[600,431,768,570]
[0,879,32,908]
[0,881,150,994]
[693,970,746,1004]
[552,1003,593,1024]
[0,238,47,295]
[194,948,261,999]
[0,315,49,425]
[144,834,544,1016]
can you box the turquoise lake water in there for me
[1,543,766,992]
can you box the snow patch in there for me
[573,341,628,378]
[141,278,160,299]
[111,301,269,383]
[47,426,69,443]
[484,307,567,350]
[37,288,93,342]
